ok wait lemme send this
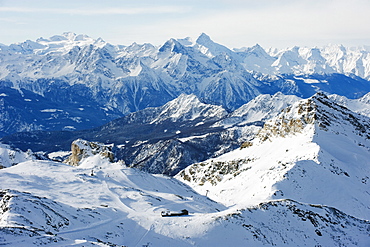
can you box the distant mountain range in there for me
[1,32,370,137]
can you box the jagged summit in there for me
[105,93,228,126]
[195,33,212,45]
[158,38,187,54]
[235,43,264,53]
[195,33,234,57]
[150,93,228,124]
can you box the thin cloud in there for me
[0,17,23,23]
[0,6,189,15]
[115,0,370,49]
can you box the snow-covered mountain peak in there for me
[237,43,266,54]
[43,32,94,43]
[304,47,326,62]
[158,38,189,56]
[359,91,370,104]
[221,92,301,127]
[27,32,103,55]
[120,42,155,57]
[195,33,212,45]
[195,33,234,58]
[151,94,228,124]
[322,43,347,55]
[177,36,195,47]
[237,44,277,73]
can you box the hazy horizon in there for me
[1,0,370,49]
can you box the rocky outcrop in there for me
[178,158,254,186]
[0,144,38,168]
[64,139,114,166]
[257,92,370,141]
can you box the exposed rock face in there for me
[257,96,316,141]
[257,92,370,141]
[64,139,114,166]
[178,158,255,186]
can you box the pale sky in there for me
[1,0,370,49]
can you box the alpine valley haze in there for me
[0,33,369,246]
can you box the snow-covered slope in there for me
[329,92,370,117]
[177,93,370,220]
[0,144,38,168]
[216,92,301,128]
[0,155,226,246]
[1,152,369,246]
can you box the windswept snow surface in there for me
[1,156,368,246]
[0,157,229,246]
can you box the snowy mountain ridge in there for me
[177,93,370,220]
[141,93,228,124]
[258,92,370,141]
[240,44,370,79]
[2,32,370,92]
[1,32,370,136]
